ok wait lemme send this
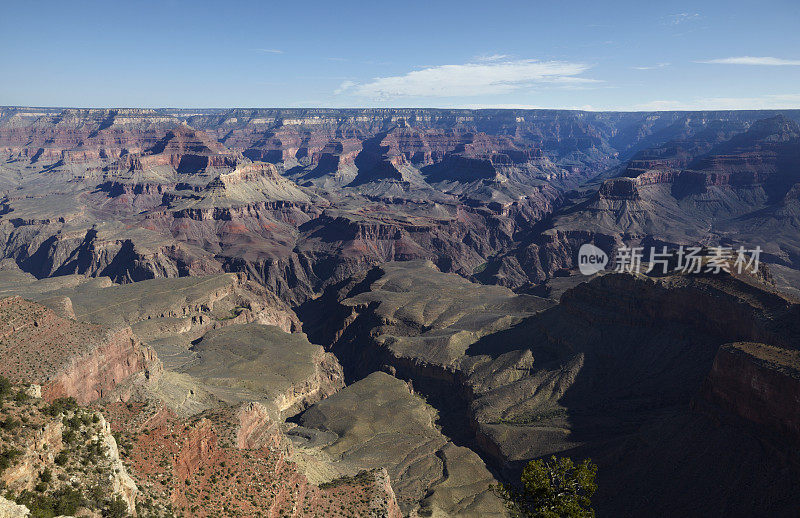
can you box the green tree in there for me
[496,455,598,518]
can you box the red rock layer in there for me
[106,402,402,517]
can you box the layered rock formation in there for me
[2,106,800,516]
[0,296,156,404]
[479,114,800,290]
[3,107,799,304]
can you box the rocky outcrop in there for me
[368,468,403,518]
[0,418,63,492]
[96,413,140,513]
[234,401,285,450]
[292,372,506,516]
[105,400,403,517]
[0,497,29,518]
[174,418,219,484]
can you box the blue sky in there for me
[2,0,799,110]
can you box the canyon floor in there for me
[0,107,799,517]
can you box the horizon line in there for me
[3,105,800,114]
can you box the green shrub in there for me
[14,390,30,404]
[0,416,20,431]
[54,451,68,466]
[16,486,85,518]
[0,376,11,400]
[104,496,130,517]
[43,397,78,417]
[318,470,372,489]
[62,428,77,445]
[52,486,85,516]
[0,448,21,475]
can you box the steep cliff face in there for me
[41,326,158,404]
[0,297,157,404]
[234,401,284,450]
[0,108,179,162]
[472,114,800,290]
[702,342,800,444]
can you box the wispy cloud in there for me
[253,48,284,54]
[474,53,509,62]
[632,62,671,70]
[327,57,348,62]
[699,56,800,66]
[334,80,358,95]
[666,12,700,25]
[630,94,800,111]
[334,59,597,100]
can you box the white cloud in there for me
[254,48,284,54]
[335,59,596,100]
[632,62,671,70]
[629,94,800,111]
[334,80,357,95]
[667,12,700,25]
[699,56,800,66]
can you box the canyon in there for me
[0,107,799,517]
